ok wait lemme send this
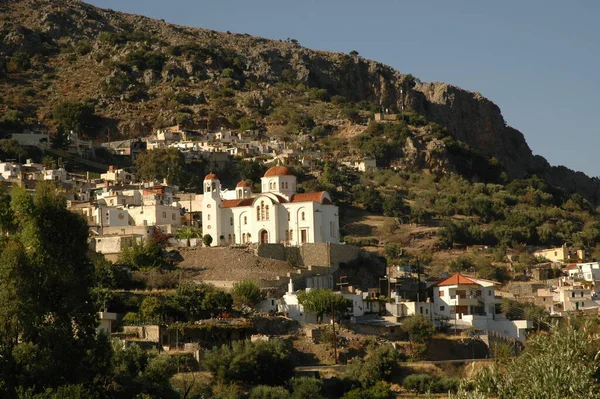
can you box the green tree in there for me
[139,296,162,321]
[402,315,435,344]
[117,237,165,270]
[346,344,403,387]
[0,184,107,397]
[232,280,264,309]
[202,234,213,247]
[202,340,294,386]
[135,147,185,185]
[290,377,324,399]
[202,290,233,314]
[52,100,97,136]
[296,289,350,324]
[454,323,600,399]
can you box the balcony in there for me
[448,295,481,307]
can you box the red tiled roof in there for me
[435,273,478,287]
[236,181,251,188]
[566,264,578,270]
[222,198,254,208]
[204,173,218,180]
[290,191,331,204]
[264,165,293,177]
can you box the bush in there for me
[202,339,294,386]
[403,373,436,394]
[290,377,323,399]
[432,377,460,393]
[402,316,435,345]
[250,385,289,399]
[232,280,264,309]
[346,344,403,388]
[342,382,392,399]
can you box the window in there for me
[244,216,247,225]
[287,213,290,221]
[257,206,260,220]
[281,182,284,189]
[265,205,269,220]
[207,214,211,221]
[230,217,233,226]
[440,306,445,311]
[242,233,246,243]
[301,212,305,221]
[581,292,584,297]
[206,204,211,208]
[162,212,167,218]
[572,292,575,298]
[488,290,491,296]
[439,290,444,297]
[228,234,232,243]
[289,230,293,240]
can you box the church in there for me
[202,166,339,246]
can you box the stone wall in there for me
[256,242,362,272]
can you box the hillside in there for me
[0,0,599,203]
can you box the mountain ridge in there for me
[1,0,599,202]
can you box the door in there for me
[301,229,307,243]
[260,230,269,244]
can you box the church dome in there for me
[264,165,294,177]
[236,180,251,188]
[204,173,218,180]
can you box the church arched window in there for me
[260,201,265,220]
[244,216,247,225]
[301,212,305,221]
[230,217,233,226]
[256,206,260,220]
[265,205,269,220]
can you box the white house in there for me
[202,166,339,246]
[553,285,598,313]
[567,262,600,282]
[433,273,532,342]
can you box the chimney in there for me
[287,278,294,295]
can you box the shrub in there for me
[290,377,323,399]
[250,385,289,399]
[232,280,264,309]
[403,373,436,394]
[202,339,294,386]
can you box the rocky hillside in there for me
[1,0,598,201]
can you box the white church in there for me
[202,165,339,246]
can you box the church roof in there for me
[291,191,332,204]
[435,273,478,287]
[236,181,251,188]
[222,198,254,208]
[264,165,294,177]
[204,173,218,180]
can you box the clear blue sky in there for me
[86,0,600,177]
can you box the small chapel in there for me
[201,166,339,246]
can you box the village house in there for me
[432,273,532,342]
[534,243,585,263]
[101,166,136,184]
[566,262,600,282]
[202,165,339,246]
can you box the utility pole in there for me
[331,299,337,364]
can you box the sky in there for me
[86,0,600,177]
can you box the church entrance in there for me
[260,230,269,244]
